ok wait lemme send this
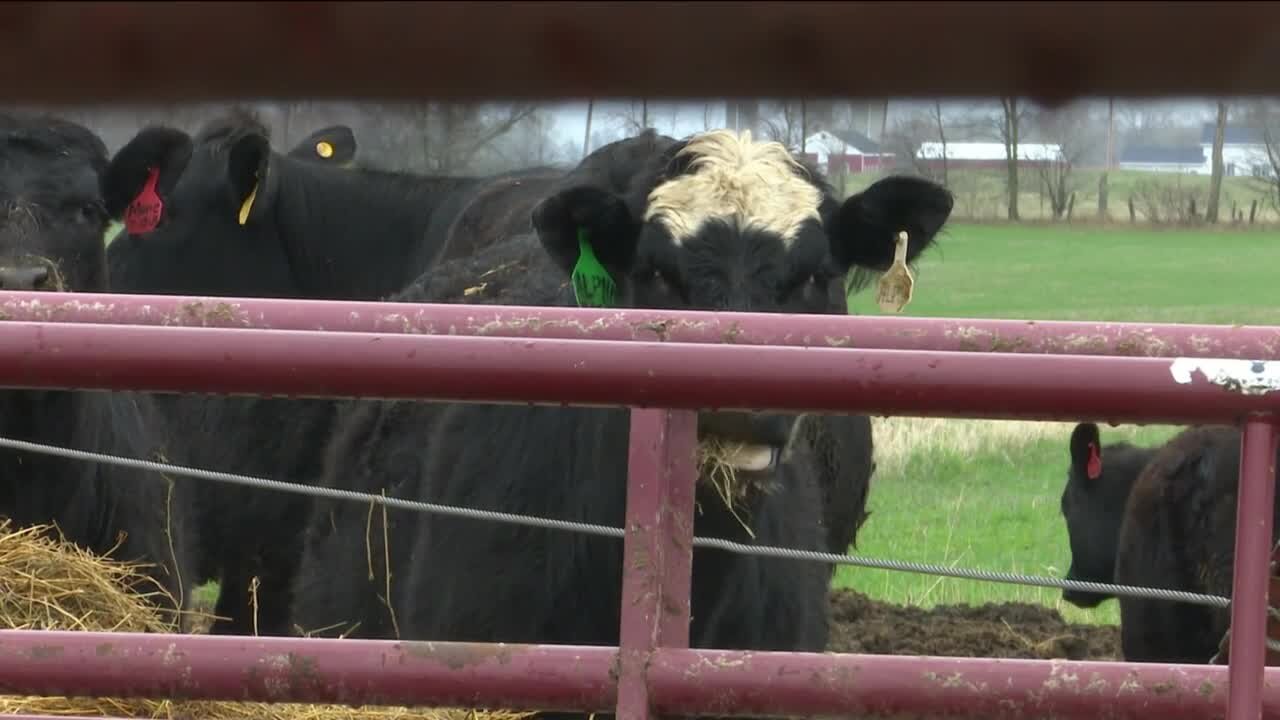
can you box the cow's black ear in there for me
[227,131,280,226]
[289,125,358,167]
[102,127,193,234]
[1070,422,1103,481]
[531,185,641,279]
[827,175,953,275]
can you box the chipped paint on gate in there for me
[1169,358,1280,395]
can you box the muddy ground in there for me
[192,587,1122,661]
[826,588,1121,660]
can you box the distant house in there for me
[1199,124,1274,178]
[1118,145,1206,174]
[800,129,893,175]
[914,141,1062,171]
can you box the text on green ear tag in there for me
[571,228,616,307]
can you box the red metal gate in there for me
[0,290,1274,720]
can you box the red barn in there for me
[800,129,893,175]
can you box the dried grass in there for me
[870,418,1082,479]
[0,521,181,634]
[868,416,1168,482]
[0,519,533,720]
[696,437,777,539]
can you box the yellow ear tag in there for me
[238,180,259,226]
[316,141,334,159]
[876,230,915,314]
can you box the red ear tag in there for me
[1086,442,1102,480]
[125,167,163,235]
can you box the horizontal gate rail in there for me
[0,313,1278,424]
[3,289,1280,359]
[0,630,1274,720]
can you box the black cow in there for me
[1058,422,1161,608]
[1111,424,1280,663]
[0,112,198,618]
[289,126,953,697]
[430,165,569,263]
[104,122,359,247]
[97,109,557,636]
[102,109,463,299]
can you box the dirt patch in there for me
[827,589,1122,661]
[190,584,1122,661]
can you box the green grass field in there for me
[833,222,1280,627]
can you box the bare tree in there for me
[1206,101,1229,223]
[486,109,564,170]
[801,100,808,153]
[761,100,804,149]
[727,100,760,135]
[1246,100,1280,210]
[883,108,940,180]
[612,100,651,134]
[930,100,949,187]
[583,99,595,158]
[1115,101,1178,134]
[428,103,539,173]
[358,102,541,174]
[1033,103,1097,221]
[804,100,837,136]
[998,97,1027,221]
[1098,97,1115,220]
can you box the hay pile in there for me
[0,520,533,720]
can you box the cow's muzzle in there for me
[696,410,791,473]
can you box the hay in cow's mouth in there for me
[0,518,533,720]
[36,255,68,292]
[696,436,782,540]
[2,254,69,292]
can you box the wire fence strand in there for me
[0,434,1234,611]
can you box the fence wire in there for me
[0,434,1234,610]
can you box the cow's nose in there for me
[697,410,790,448]
[0,266,49,290]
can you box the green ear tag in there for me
[570,228,616,307]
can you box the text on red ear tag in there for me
[1086,442,1102,480]
[125,167,163,235]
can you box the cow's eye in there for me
[78,203,105,224]
[652,267,689,302]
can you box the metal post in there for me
[618,409,698,720]
[1227,419,1278,720]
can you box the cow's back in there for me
[1114,425,1280,663]
[433,167,564,263]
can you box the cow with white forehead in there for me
[290,128,953,701]
[531,129,951,494]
